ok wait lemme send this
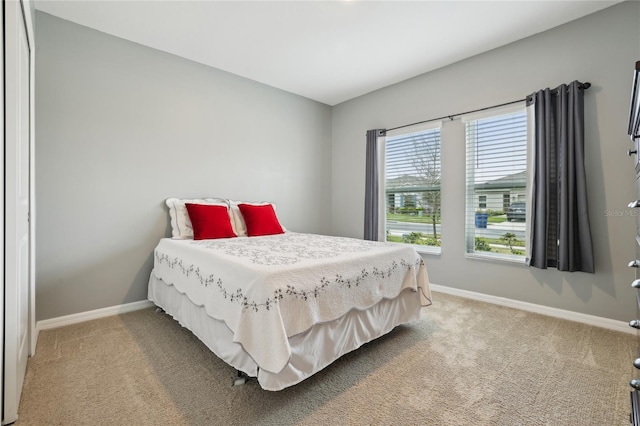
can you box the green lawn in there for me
[488,215,507,224]
[388,213,508,225]
[480,236,524,247]
[387,213,523,254]
[387,213,438,224]
[487,246,525,255]
[388,232,524,255]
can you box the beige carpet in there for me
[16,292,635,425]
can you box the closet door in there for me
[4,0,31,423]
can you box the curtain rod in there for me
[384,82,591,134]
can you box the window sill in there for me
[387,241,441,256]
[413,245,441,256]
[465,252,527,265]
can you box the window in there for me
[503,194,511,210]
[384,124,442,253]
[478,195,487,209]
[464,106,528,260]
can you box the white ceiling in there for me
[34,0,620,106]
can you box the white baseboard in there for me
[36,300,155,333]
[33,285,634,347]
[430,283,634,334]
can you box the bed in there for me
[147,198,432,390]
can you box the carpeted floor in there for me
[16,292,636,425]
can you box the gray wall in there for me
[331,2,640,322]
[35,13,332,321]
[36,3,640,323]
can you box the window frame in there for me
[380,121,443,255]
[462,103,529,264]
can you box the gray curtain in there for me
[364,129,385,241]
[527,81,594,273]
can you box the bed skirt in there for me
[148,272,423,391]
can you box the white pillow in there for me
[166,198,231,239]
[228,200,284,237]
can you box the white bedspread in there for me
[151,232,431,374]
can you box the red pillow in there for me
[237,203,284,237]
[185,203,237,240]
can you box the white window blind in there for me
[465,108,527,259]
[385,126,442,253]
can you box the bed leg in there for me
[233,370,251,386]
[155,307,164,313]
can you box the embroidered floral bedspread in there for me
[151,232,431,374]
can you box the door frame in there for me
[2,0,35,423]
[0,1,5,418]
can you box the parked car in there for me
[506,202,526,221]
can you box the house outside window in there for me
[383,122,442,254]
[464,105,528,261]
